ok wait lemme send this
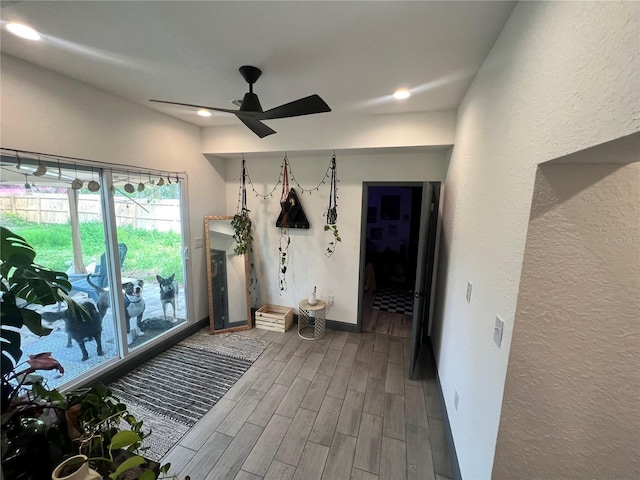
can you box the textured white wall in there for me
[430,2,640,478]
[223,151,449,324]
[0,53,225,323]
[493,154,640,479]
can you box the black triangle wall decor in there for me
[276,188,310,229]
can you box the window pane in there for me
[0,160,119,389]
[111,171,187,351]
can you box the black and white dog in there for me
[156,274,179,322]
[123,279,145,344]
[87,275,146,344]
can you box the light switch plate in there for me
[494,315,504,347]
[195,237,203,248]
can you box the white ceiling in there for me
[0,1,515,130]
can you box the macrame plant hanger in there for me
[280,155,290,225]
[278,155,291,292]
[325,153,341,257]
[231,156,253,258]
[327,154,338,225]
[240,155,248,213]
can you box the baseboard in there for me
[325,319,360,332]
[427,339,462,480]
[290,313,360,333]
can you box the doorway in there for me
[358,181,441,374]
[360,184,422,337]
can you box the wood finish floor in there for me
[362,291,413,338]
[162,327,453,480]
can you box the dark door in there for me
[409,182,434,378]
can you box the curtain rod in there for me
[0,147,187,177]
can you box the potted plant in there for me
[231,207,253,256]
[1,226,90,395]
[1,226,90,478]
[0,228,178,479]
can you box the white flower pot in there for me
[308,292,317,305]
[51,455,101,480]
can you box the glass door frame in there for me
[0,151,194,391]
[63,167,194,391]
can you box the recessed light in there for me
[393,89,410,100]
[197,109,212,117]
[6,22,41,41]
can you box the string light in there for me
[241,153,337,203]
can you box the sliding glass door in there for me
[0,152,191,388]
[112,172,188,352]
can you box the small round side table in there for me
[298,299,326,340]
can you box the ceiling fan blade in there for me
[258,94,331,120]
[149,99,238,114]
[236,114,276,138]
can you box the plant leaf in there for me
[109,455,147,479]
[139,470,155,480]
[109,430,142,450]
[22,308,52,337]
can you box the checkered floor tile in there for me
[372,285,414,315]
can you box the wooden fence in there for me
[0,193,180,232]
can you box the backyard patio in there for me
[19,282,188,389]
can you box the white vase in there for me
[308,292,317,305]
[51,455,101,480]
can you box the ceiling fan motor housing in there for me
[240,92,262,113]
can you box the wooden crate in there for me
[255,304,294,332]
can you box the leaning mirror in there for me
[205,215,251,334]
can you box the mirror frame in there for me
[204,215,252,334]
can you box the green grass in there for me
[1,213,184,283]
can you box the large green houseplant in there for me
[1,226,88,415]
[0,227,176,479]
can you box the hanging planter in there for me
[325,154,341,257]
[231,209,253,256]
[278,156,291,292]
[232,158,253,255]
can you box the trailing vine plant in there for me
[324,224,341,257]
[325,154,341,257]
[231,208,252,255]
[278,227,290,293]
[278,156,291,293]
[232,157,257,301]
[232,157,253,255]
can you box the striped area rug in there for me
[108,330,267,461]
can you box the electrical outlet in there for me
[494,315,504,348]
[466,282,472,303]
[328,295,334,306]
[454,390,459,410]
[195,237,203,248]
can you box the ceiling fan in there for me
[150,66,331,138]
